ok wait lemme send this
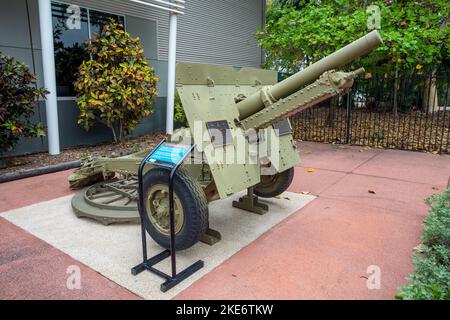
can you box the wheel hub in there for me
[146,184,184,236]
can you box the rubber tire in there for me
[141,167,209,251]
[254,167,295,198]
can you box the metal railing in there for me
[291,71,450,154]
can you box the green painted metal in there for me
[70,30,382,230]
[237,30,383,119]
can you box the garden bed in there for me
[292,109,450,154]
[0,132,167,176]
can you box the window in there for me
[51,1,125,96]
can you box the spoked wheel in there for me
[71,178,140,225]
[141,167,209,251]
[254,167,295,198]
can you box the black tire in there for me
[140,167,208,251]
[254,167,295,198]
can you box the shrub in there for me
[0,53,47,153]
[397,188,450,300]
[174,92,187,127]
[75,20,159,142]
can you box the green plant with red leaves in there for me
[0,53,47,153]
[75,20,159,142]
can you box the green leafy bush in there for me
[75,20,159,142]
[397,188,450,300]
[259,1,450,74]
[174,92,187,128]
[0,53,47,153]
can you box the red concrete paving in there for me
[289,167,347,196]
[298,142,383,173]
[321,173,442,215]
[0,170,75,212]
[0,217,141,300]
[176,198,423,300]
[1,143,449,300]
[354,149,450,186]
[176,142,450,300]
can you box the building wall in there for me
[0,0,264,156]
[68,0,264,67]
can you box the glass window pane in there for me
[52,2,89,96]
[89,10,125,37]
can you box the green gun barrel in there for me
[237,30,383,120]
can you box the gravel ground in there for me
[0,132,167,176]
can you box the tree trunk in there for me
[393,69,399,117]
[111,126,118,143]
[325,96,338,128]
[423,72,439,114]
[422,15,448,113]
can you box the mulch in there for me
[292,109,450,154]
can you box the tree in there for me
[75,20,159,142]
[0,53,47,153]
[258,0,450,112]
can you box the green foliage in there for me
[75,20,159,142]
[258,1,450,74]
[174,92,187,127]
[423,188,450,247]
[397,188,450,300]
[0,53,47,153]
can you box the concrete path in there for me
[1,192,313,300]
[0,170,140,300]
[175,143,450,300]
[1,142,449,300]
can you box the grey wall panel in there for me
[66,0,263,67]
[0,0,31,48]
[26,0,42,49]
[149,59,168,97]
[177,0,264,67]
[0,45,45,91]
[57,100,113,148]
[3,101,48,156]
[66,0,168,57]
[126,16,158,60]
[129,97,167,137]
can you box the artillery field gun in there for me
[70,30,383,250]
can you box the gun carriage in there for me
[70,31,383,250]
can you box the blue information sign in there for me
[146,143,191,167]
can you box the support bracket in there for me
[232,187,268,215]
[200,228,222,246]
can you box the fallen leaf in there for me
[307,168,316,173]
[413,244,424,253]
[301,191,311,195]
[368,190,376,194]
[291,109,449,154]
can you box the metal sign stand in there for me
[131,139,204,292]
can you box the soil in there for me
[0,132,167,176]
